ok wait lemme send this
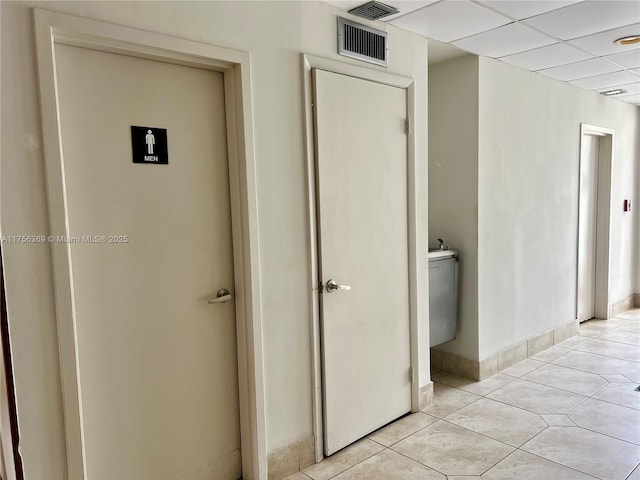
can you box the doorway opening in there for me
[34,10,265,479]
[0,246,24,480]
[302,54,424,462]
[576,124,614,322]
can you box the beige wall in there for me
[0,1,428,478]
[636,118,640,297]
[429,54,640,363]
[428,55,480,360]
[477,57,640,360]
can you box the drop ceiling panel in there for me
[523,0,640,41]
[569,23,640,56]
[325,1,372,10]
[390,0,512,42]
[481,0,584,21]
[570,70,639,89]
[618,93,640,104]
[605,50,640,69]
[380,0,440,21]
[500,42,592,71]
[327,0,640,101]
[612,91,639,103]
[538,58,622,81]
[453,22,556,58]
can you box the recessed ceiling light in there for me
[614,35,640,46]
[601,88,627,96]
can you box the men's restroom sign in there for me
[131,126,168,164]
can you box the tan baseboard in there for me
[267,434,315,480]
[420,382,434,410]
[430,349,443,374]
[430,318,578,382]
[497,341,527,371]
[479,356,498,380]
[553,319,578,344]
[527,330,554,357]
[440,350,481,380]
[635,294,640,308]
[611,295,636,317]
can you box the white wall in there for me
[428,55,480,360]
[0,1,428,477]
[478,57,640,360]
[636,119,640,296]
[429,54,639,363]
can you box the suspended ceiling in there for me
[326,0,640,105]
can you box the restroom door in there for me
[313,69,411,456]
[577,134,599,322]
[54,44,241,479]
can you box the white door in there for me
[313,69,411,456]
[55,44,241,479]
[577,134,599,322]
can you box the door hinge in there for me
[405,118,410,135]
[409,367,414,383]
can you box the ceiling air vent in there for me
[338,17,388,67]
[348,1,399,20]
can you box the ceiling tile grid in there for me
[452,22,556,58]
[390,0,512,42]
[480,0,584,20]
[521,0,640,40]
[499,42,593,70]
[537,57,622,81]
[327,0,640,104]
[605,49,640,69]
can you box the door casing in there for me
[302,54,422,462]
[576,123,614,321]
[34,9,266,480]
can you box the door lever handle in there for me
[208,288,232,304]
[326,279,351,293]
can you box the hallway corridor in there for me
[288,309,640,480]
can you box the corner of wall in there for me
[428,53,481,363]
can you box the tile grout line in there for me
[387,444,450,478]
[514,446,601,480]
[322,445,390,480]
[303,440,385,480]
[567,423,640,448]
[515,369,608,397]
[437,416,520,450]
[625,460,640,480]
[369,413,441,449]
[548,355,636,379]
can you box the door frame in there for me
[577,123,614,320]
[302,54,421,462]
[0,246,24,480]
[34,9,267,480]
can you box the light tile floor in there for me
[287,309,640,480]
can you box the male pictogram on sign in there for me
[145,130,155,155]
[131,126,168,165]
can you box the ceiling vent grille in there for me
[338,18,388,67]
[348,1,399,20]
